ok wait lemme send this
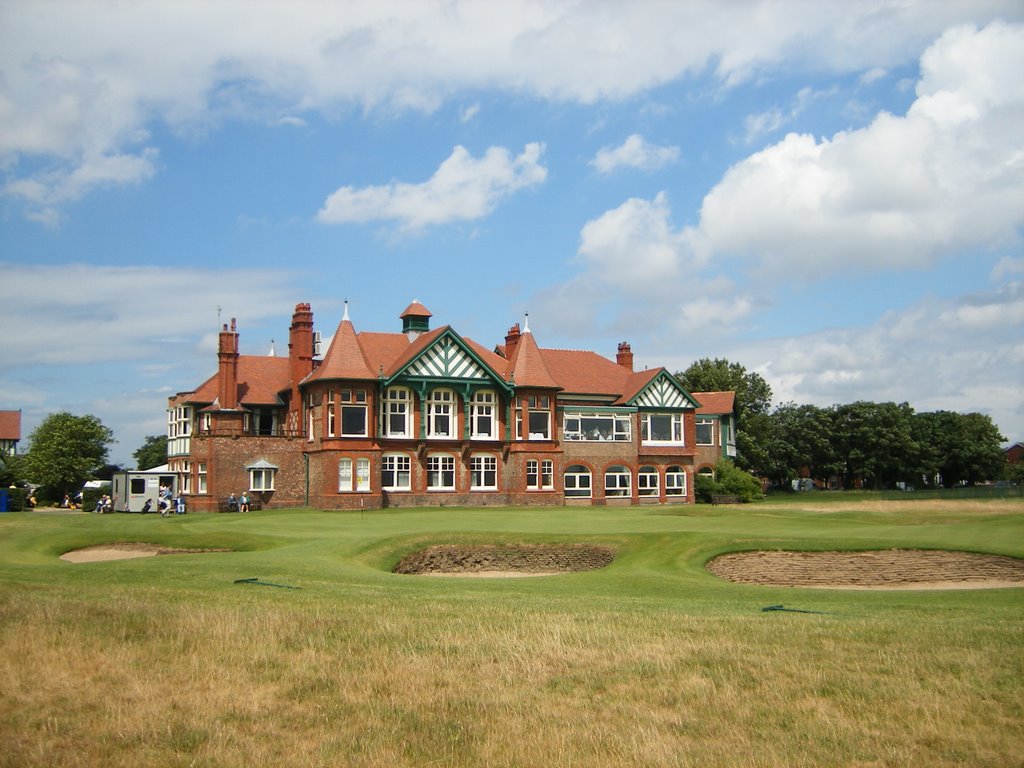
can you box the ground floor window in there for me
[249,468,275,491]
[527,459,554,490]
[427,454,456,491]
[382,454,411,491]
[564,464,592,498]
[197,462,207,494]
[666,465,687,496]
[470,455,497,490]
[339,457,372,492]
[638,465,659,497]
[605,466,631,498]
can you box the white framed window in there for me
[339,457,372,492]
[642,413,685,445]
[338,457,352,491]
[666,465,687,497]
[249,467,275,491]
[382,454,411,491]
[638,465,659,497]
[382,387,412,438]
[563,412,632,442]
[167,406,192,438]
[470,390,497,440]
[197,462,208,494]
[527,459,554,491]
[327,389,336,437]
[427,454,456,490]
[427,389,456,439]
[604,465,631,498]
[201,413,211,433]
[340,389,368,437]
[564,464,592,498]
[470,455,497,490]
[179,461,191,494]
[695,417,715,446]
[527,395,550,440]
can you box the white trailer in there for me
[111,465,177,513]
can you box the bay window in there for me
[382,387,411,437]
[427,389,456,439]
[470,390,497,439]
[641,413,684,445]
[340,389,367,437]
[563,411,632,442]
[696,417,715,445]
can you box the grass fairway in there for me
[1,497,1022,767]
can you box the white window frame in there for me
[356,458,370,492]
[563,412,632,442]
[427,389,456,439]
[338,457,352,491]
[382,387,412,438]
[527,459,554,491]
[197,462,208,495]
[249,467,276,492]
[382,453,411,491]
[564,465,592,498]
[666,465,687,497]
[604,466,631,498]
[327,389,336,437]
[642,413,685,446]
[339,457,372,492]
[470,454,497,490]
[340,389,368,437]
[695,417,715,446]
[427,453,456,491]
[470,390,497,440]
[526,395,551,440]
[638,465,659,497]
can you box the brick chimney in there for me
[504,323,522,360]
[217,318,240,409]
[616,341,634,372]
[288,303,315,385]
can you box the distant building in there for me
[0,410,21,456]
[166,302,735,512]
[1006,442,1024,466]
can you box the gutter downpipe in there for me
[303,452,310,507]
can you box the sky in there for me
[1,0,1022,468]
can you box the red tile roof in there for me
[399,300,432,319]
[509,332,560,389]
[0,410,21,440]
[693,391,736,415]
[305,319,376,382]
[186,357,291,406]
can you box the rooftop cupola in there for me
[400,299,432,340]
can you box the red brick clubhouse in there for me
[167,302,736,511]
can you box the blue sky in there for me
[1,0,1022,467]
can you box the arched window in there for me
[382,387,412,437]
[427,453,456,490]
[604,465,631,497]
[638,465,659,497]
[427,389,456,439]
[382,453,411,491]
[564,464,592,498]
[666,466,687,496]
[470,390,497,439]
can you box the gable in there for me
[388,329,511,391]
[629,371,698,410]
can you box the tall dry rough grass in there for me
[2,587,1022,767]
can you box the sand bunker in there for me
[707,549,1024,590]
[60,543,227,563]
[394,544,616,577]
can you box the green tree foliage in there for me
[765,403,838,487]
[694,461,763,503]
[912,411,1005,487]
[831,401,919,490]
[133,434,168,470]
[677,358,773,472]
[23,412,115,498]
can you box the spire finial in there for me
[343,300,350,322]
[523,312,531,333]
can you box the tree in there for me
[133,435,168,470]
[677,358,773,472]
[914,411,1005,487]
[765,403,838,487]
[22,412,115,498]
[831,401,918,490]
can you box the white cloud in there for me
[591,134,679,174]
[459,102,480,123]
[701,21,1024,277]
[317,142,547,230]
[742,86,831,143]
[3,1,1020,220]
[859,67,888,85]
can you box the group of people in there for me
[225,492,251,512]
[94,494,112,513]
[158,485,186,516]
